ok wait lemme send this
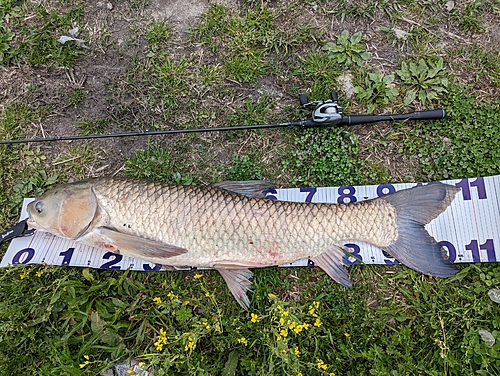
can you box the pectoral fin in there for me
[98,227,188,260]
[311,246,352,288]
[218,268,253,310]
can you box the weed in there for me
[453,0,485,33]
[450,46,500,88]
[353,70,399,112]
[330,0,395,20]
[63,87,86,108]
[149,54,191,119]
[78,118,111,136]
[125,141,198,185]
[222,154,263,181]
[404,84,500,180]
[17,6,85,67]
[0,26,16,64]
[322,30,371,68]
[282,127,365,187]
[0,0,20,64]
[396,56,449,106]
[146,21,172,47]
[227,94,274,127]
[225,50,267,83]
[293,52,341,100]
[7,171,58,216]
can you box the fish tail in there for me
[380,183,460,278]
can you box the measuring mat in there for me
[1,176,499,271]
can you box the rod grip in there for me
[410,109,446,120]
[340,109,446,125]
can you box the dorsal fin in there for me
[213,180,276,198]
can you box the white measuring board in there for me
[1,176,499,271]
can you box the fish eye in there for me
[35,201,44,214]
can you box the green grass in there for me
[282,127,366,187]
[405,84,500,180]
[78,118,111,136]
[2,262,500,375]
[1,1,85,67]
[1,0,500,375]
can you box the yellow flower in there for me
[153,297,162,305]
[193,273,203,279]
[314,318,322,327]
[280,328,288,337]
[329,373,336,376]
[79,355,90,368]
[167,291,179,299]
[302,323,311,330]
[293,324,304,334]
[282,310,289,317]
[154,328,168,351]
[294,346,300,357]
[297,373,303,376]
[202,321,211,330]
[309,306,317,316]
[250,313,258,323]
[127,370,133,374]
[279,317,285,326]
[317,358,328,370]
[205,292,210,297]
[313,301,320,309]
[237,337,248,346]
[289,321,297,329]
[36,271,43,277]
[184,337,196,351]
[344,332,350,337]
[19,271,28,279]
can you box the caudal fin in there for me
[380,183,460,278]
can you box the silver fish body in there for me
[26,177,460,309]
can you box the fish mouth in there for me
[26,212,38,231]
[26,217,36,229]
[25,202,37,229]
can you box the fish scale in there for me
[26,177,460,309]
[87,178,398,267]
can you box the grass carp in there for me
[26,178,460,309]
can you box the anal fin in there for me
[218,269,253,310]
[311,246,352,288]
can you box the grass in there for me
[1,0,500,375]
[1,1,85,67]
[405,84,500,180]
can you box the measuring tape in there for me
[1,176,498,271]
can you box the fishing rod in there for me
[0,91,445,145]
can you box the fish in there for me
[26,177,460,310]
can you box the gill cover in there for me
[27,181,97,239]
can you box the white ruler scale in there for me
[1,176,499,271]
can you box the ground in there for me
[1,0,500,375]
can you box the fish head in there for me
[27,180,97,239]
